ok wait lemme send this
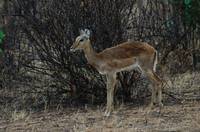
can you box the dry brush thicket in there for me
[0,0,200,117]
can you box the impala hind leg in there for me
[152,71,163,107]
[104,73,117,116]
[150,85,157,108]
[145,69,163,108]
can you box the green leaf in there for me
[184,0,191,5]
[0,48,3,54]
[0,30,5,44]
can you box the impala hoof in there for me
[104,110,111,117]
[149,102,156,109]
[159,102,164,108]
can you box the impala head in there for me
[70,29,91,52]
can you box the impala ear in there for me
[84,29,90,38]
[79,29,85,35]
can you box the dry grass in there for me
[0,72,200,132]
[0,102,200,132]
[11,110,30,122]
[165,71,200,100]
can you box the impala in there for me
[70,29,163,116]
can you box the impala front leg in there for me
[158,84,163,108]
[104,73,116,117]
[150,86,157,108]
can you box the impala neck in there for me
[83,42,97,64]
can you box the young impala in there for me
[70,29,163,116]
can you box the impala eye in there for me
[80,39,84,42]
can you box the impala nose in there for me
[70,47,74,52]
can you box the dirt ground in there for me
[0,72,200,132]
[0,101,200,132]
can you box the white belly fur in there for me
[118,63,139,72]
[97,60,139,74]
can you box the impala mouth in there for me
[70,48,76,52]
[70,44,77,52]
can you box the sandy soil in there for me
[1,101,200,132]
